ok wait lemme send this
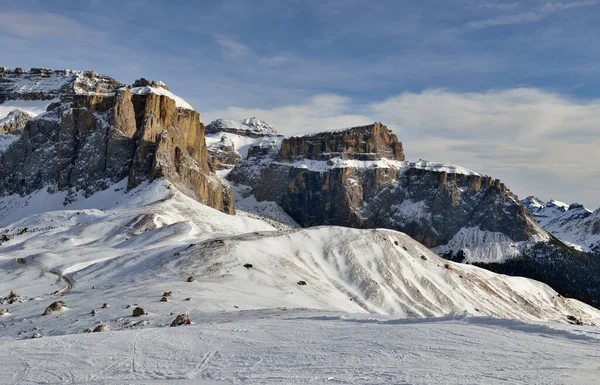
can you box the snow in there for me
[0,98,59,119]
[408,159,480,175]
[1,311,600,384]
[521,196,598,251]
[207,117,279,136]
[433,226,550,263]
[272,157,479,176]
[205,132,281,159]
[130,86,194,110]
[2,178,600,382]
[0,133,20,152]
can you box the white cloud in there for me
[202,94,374,135]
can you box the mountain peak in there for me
[205,117,280,137]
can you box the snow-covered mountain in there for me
[3,66,600,384]
[0,67,232,213]
[205,117,282,176]
[1,180,598,343]
[206,117,280,137]
[521,196,600,252]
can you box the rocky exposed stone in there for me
[0,110,33,134]
[170,313,191,327]
[0,68,233,213]
[43,301,65,315]
[132,307,146,317]
[207,136,243,170]
[93,324,110,332]
[206,117,280,138]
[277,123,404,162]
[229,123,541,251]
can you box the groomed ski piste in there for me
[1,180,600,384]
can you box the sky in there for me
[2,0,600,208]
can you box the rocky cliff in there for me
[229,123,547,261]
[0,68,233,213]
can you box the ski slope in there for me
[1,310,599,384]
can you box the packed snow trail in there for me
[15,257,73,296]
[1,310,600,384]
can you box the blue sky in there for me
[3,0,600,207]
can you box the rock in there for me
[170,313,191,327]
[160,296,168,302]
[90,310,97,316]
[162,292,172,297]
[243,263,253,269]
[187,276,195,282]
[101,303,109,308]
[93,324,110,332]
[297,280,307,286]
[31,332,42,339]
[184,297,192,301]
[84,328,93,333]
[132,307,146,317]
[0,68,233,214]
[0,110,33,134]
[207,136,243,170]
[229,123,539,250]
[0,309,8,315]
[43,301,65,315]
[205,118,280,138]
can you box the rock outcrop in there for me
[0,67,233,213]
[0,110,33,134]
[229,123,546,260]
[277,122,404,162]
[205,117,283,172]
[206,117,279,138]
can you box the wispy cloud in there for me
[0,12,90,38]
[465,1,599,30]
[215,35,252,57]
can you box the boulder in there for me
[132,307,146,317]
[43,301,65,315]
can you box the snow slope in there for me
[521,196,599,251]
[130,86,194,110]
[2,180,600,382]
[1,310,600,384]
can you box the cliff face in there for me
[277,122,404,162]
[229,123,546,261]
[0,68,233,213]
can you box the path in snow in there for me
[15,257,73,296]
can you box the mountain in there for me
[205,117,283,173]
[0,67,233,213]
[225,122,600,307]
[1,180,597,341]
[3,67,600,383]
[521,196,600,252]
[206,117,279,137]
[229,122,548,262]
